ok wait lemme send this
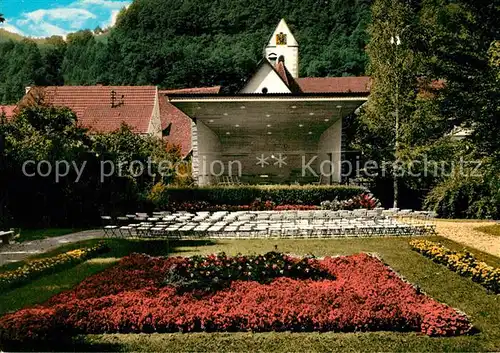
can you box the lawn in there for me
[475,224,500,237]
[14,228,86,243]
[1,236,499,352]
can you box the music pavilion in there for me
[168,19,370,185]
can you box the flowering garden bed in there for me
[0,252,472,344]
[164,193,379,212]
[410,240,500,293]
[0,242,109,291]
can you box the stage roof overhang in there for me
[167,93,368,137]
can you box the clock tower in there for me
[265,19,299,78]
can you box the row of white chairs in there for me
[102,211,436,238]
[121,209,438,222]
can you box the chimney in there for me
[25,86,32,95]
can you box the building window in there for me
[262,87,269,94]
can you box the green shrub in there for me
[159,185,365,207]
[425,172,500,219]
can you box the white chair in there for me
[101,216,118,237]
[118,226,133,237]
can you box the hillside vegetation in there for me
[0,0,371,104]
[0,29,25,43]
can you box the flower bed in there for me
[0,242,110,291]
[166,200,320,213]
[410,240,500,293]
[161,185,365,207]
[321,193,380,211]
[164,252,334,292]
[0,252,471,344]
[165,194,379,213]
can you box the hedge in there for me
[424,173,500,219]
[158,185,366,206]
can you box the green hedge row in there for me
[160,185,366,206]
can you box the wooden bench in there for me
[1,230,15,245]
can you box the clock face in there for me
[276,32,287,45]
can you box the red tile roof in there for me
[0,105,16,120]
[296,76,371,94]
[159,87,220,157]
[22,86,158,133]
[275,61,290,86]
[15,85,220,158]
[159,97,192,158]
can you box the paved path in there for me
[435,220,500,257]
[0,230,104,266]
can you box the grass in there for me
[0,238,213,314]
[0,28,25,42]
[14,228,87,243]
[1,236,500,352]
[475,224,500,237]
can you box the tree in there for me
[420,0,500,219]
[0,103,184,227]
[108,0,371,88]
[0,14,5,23]
[421,0,500,157]
[0,111,8,228]
[346,0,458,209]
[0,0,373,99]
[40,36,67,86]
[0,104,93,227]
[358,0,420,207]
[0,40,45,104]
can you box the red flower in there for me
[0,253,471,343]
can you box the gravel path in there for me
[0,230,104,266]
[435,220,500,257]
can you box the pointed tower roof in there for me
[267,19,298,47]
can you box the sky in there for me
[0,0,131,38]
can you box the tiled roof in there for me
[275,62,303,94]
[0,105,16,120]
[160,86,221,95]
[159,87,220,157]
[22,86,157,133]
[159,97,192,158]
[275,61,290,86]
[296,76,371,94]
